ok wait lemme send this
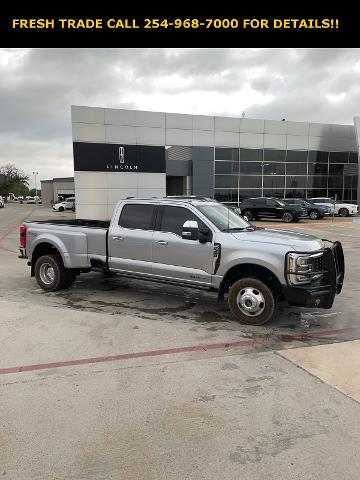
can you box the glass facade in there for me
[214,148,358,204]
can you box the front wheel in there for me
[282,211,294,223]
[338,208,349,217]
[228,277,276,325]
[309,210,320,220]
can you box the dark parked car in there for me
[240,197,307,223]
[283,198,330,220]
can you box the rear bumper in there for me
[283,241,344,309]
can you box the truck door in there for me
[108,203,157,274]
[152,205,214,285]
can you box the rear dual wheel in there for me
[35,254,76,291]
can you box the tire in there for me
[35,253,71,292]
[282,211,294,223]
[309,210,320,220]
[338,208,349,217]
[228,277,276,325]
[243,210,253,221]
[59,206,65,212]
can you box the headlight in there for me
[287,252,324,285]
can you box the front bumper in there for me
[283,241,344,309]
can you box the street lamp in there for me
[32,171,39,197]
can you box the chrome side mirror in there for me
[182,220,199,240]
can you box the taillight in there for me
[20,225,26,248]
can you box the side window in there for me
[252,198,264,206]
[160,206,205,236]
[119,204,156,230]
[266,199,277,206]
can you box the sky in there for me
[1,48,360,187]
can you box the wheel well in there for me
[31,243,61,276]
[220,264,283,298]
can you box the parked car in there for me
[52,197,75,212]
[0,196,4,208]
[309,198,359,217]
[240,197,307,223]
[26,197,37,204]
[19,196,344,325]
[283,198,330,220]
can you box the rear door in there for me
[109,203,157,274]
[152,205,214,285]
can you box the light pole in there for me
[33,171,38,197]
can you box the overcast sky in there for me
[1,48,360,187]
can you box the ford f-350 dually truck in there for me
[19,196,344,325]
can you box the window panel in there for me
[329,152,348,163]
[215,148,239,161]
[308,151,329,163]
[307,176,327,189]
[240,148,263,162]
[263,176,285,188]
[214,190,238,203]
[308,163,328,175]
[307,189,328,199]
[284,189,306,199]
[263,163,285,175]
[239,175,262,188]
[286,176,307,188]
[119,204,156,230]
[215,161,238,174]
[160,206,205,236]
[286,151,308,162]
[328,189,343,200]
[215,175,238,188]
[349,152,358,164]
[263,189,285,199]
[264,149,286,162]
[238,189,262,201]
[328,177,343,189]
[239,162,262,174]
[286,163,307,175]
[329,164,344,176]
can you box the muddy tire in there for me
[228,277,276,325]
[35,254,71,292]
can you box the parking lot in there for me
[1,202,360,479]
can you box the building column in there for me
[354,117,360,206]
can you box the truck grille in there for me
[313,256,323,272]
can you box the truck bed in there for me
[25,219,110,229]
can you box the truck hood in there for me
[230,228,324,251]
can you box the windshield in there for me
[196,204,251,231]
[275,200,286,207]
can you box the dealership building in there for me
[71,106,360,219]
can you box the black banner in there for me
[73,142,166,173]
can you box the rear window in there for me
[119,204,156,230]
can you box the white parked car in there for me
[309,198,359,217]
[52,197,75,212]
[0,196,4,208]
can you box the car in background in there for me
[0,196,4,208]
[229,205,241,216]
[240,197,307,223]
[283,198,330,220]
[52,197,75,212]
[26,197,39,204]
[309,197,359,217]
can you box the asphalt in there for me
[1,203,360,479]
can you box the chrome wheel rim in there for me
[310,211,318,219]
[236,287,265,317]
[283,213,292,222]
[243,212,252,221]
[39,263,55,285]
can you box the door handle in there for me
[112,236,124,241]
[157,240,168,246]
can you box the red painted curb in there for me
[0,327,357,376]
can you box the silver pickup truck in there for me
[19,196,345,325]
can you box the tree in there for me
[0,164,29,201]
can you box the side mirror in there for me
[182,220,199,240]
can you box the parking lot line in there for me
[0,326,357,376]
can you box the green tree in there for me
[0,164,29,201]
